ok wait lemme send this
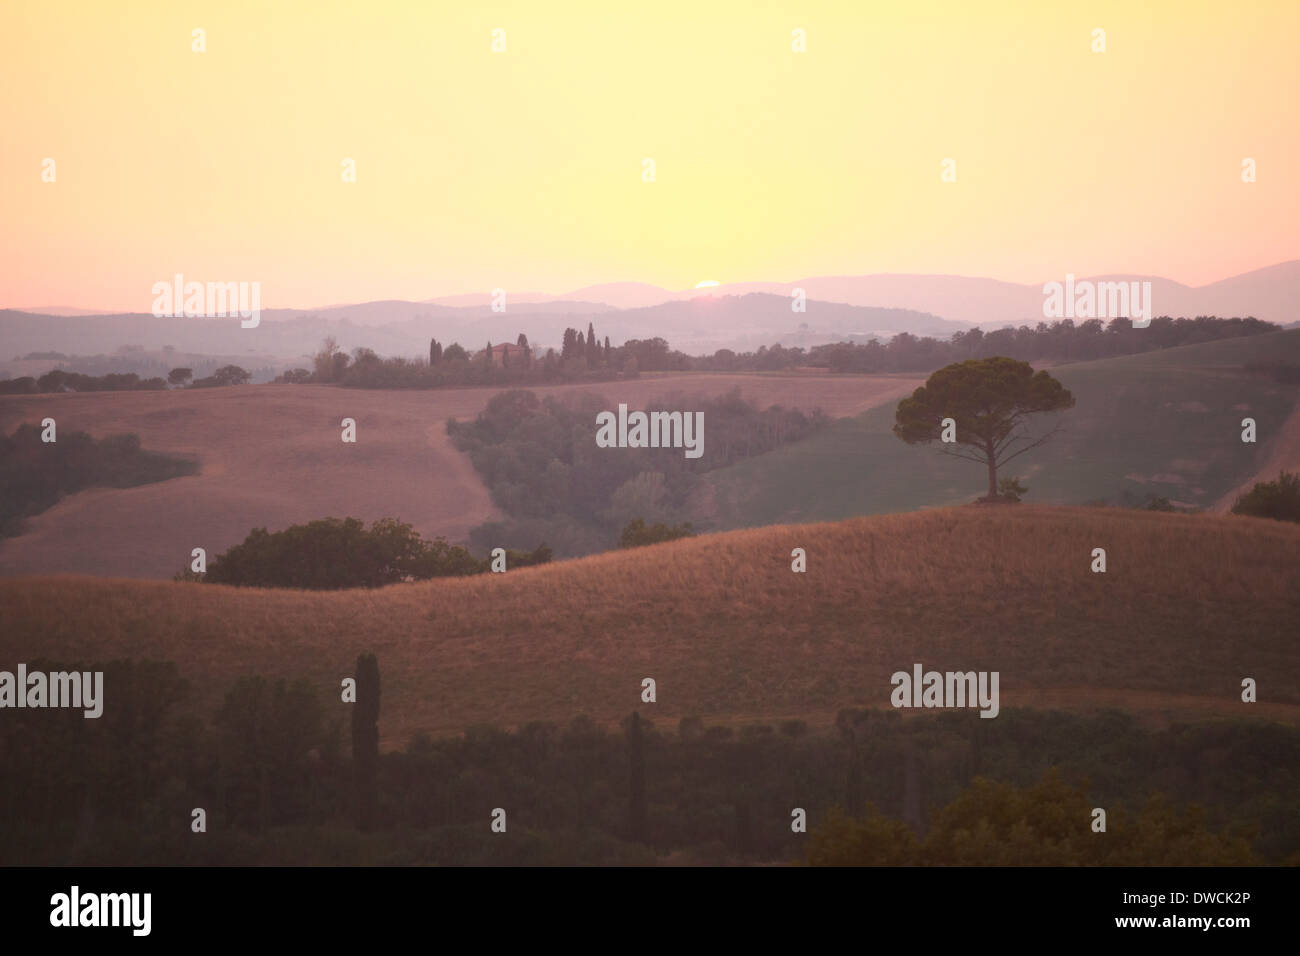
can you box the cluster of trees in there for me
[291,335,623,390]
[559,322,613,368]
[0,424,197,538]
[1232,471,1300,523]
[183,516,550,589]
[3,667,1294,865]
[0,365,253,394]
[447,388,828,556]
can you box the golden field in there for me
[0,372,920,578]
[1,505,1296,748]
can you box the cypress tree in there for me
[429,338,442,365]
[352,653,380,831]
[627,710,647,843]
[586,322,597,366]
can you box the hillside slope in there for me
[703,330,1300,526]
[1,506,1296,746]
[0,373,915,579]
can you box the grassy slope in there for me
[2,506,1297,747]
[703,330,1300,528]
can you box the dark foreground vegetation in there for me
[1,657,1294,866]
[0,424,198,538]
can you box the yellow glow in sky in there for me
[2,0,1297,310]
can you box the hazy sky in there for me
[3,0,1298,310]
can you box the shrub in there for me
[998,476,1028,502]
[619,518,695,548]
[1231,471,1300,523]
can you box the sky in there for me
[2,0,1298,311]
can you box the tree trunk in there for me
[986,442,998,498]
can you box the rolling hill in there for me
[1,506,1296,748]
[0,372,917,579]
[701,330,1300,527]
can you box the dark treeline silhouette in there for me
[3,317,1275,393]
[447,388,828,556]
[181,516,551,588]
[0,364,252,394]
[574,316,1278,374]
[697,315,1279,374]
[1,369,167,394]
[1,660,1293,865]
[273,316,1279,388]
[0,424,197,538]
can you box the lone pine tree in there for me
[893,356,1074,500]
[352,653,380,831]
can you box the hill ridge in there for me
[2,506,1296,746]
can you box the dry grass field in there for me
[0,373,919,578]
[2,505,1296,748]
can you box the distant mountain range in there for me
[5,261,1296,366]
[0,295,959,365]
[419,260,1300,326]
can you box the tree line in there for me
[680,315,1279,374]
[2,658,1292,865]
[268,315,1280,388]
[3,316,1275,394]
[0,365,252,394]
